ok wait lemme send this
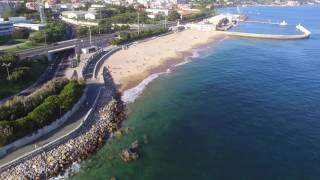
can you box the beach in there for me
[99,29,224,91]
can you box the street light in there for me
[137,12,140,35]
[2,62,11,79]
[59,105,65,115]
[89,26,92,45]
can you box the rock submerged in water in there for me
[119,140,140,162]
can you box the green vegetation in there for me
[28,20,67,44]
[0,80,85,146]
[12,28,30,40]
[0,52,48,99]
[0,28,30,46]
[77,23,130,38]
[168,10,181,21]
[111,28,168,45]
[0,77,69,121]
[2,21,67,51]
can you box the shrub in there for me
[0,77,69,121]
[7,67,30,82]
[111,28,167,45]
[12,28,30,39]
[0,80,84,146]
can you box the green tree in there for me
[0,52,19,64]
[168,10,180,21]
[2,10,17,20]
[12,28,30,39]
[28,31,45,43]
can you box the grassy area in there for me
[0,58,48,100]
[4,41,43,53]
[0,80,85,146]
[0,39,27,46]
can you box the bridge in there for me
[17,33,117,60]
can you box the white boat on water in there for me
[279,21,288,26]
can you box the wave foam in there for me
[122,48,203,104]
[50,162,81,180]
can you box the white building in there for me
[145,8,170,16]
[59,3,85,10]
[207,15,230,26]
[85,12,98,20]
[13,23,46,31]
[286,1,300,6]
[91,4,106,9]
[62,11,87,19]
[0,21,14,36]
[8,17,30,24]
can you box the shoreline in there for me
[0,30,225,179]
[115,32,226,103]
[100,29,225,95]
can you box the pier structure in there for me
[220,24,311,40]
[246,20,283,25]
[185,22,311,40]
[219,24,310,40]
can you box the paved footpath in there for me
[0,80,102,166]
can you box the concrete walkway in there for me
[0,81,102,165]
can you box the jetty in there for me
[218,24,311,40]
[246,20,283,25]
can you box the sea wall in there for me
[93,47,121,79]
[0,87,88,158]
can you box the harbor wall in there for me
[220,31,310,40]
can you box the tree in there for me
[28,31,45,43]
[77,26,89,37]
[12,28,30,39]
[2,10,17,20]
[0,52,19,64]
[168,10,180,21]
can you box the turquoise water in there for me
[71,6,320,180]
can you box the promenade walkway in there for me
[0,82,102,165]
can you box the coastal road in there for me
[0,48,111,165]
[0,51,73,104]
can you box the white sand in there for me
[99,29,224,91]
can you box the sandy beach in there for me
[98,29,224,92]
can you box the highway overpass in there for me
[17,33,117,60]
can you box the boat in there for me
[279,21,288,26]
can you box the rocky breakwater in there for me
[0,67,126,179]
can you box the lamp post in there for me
[2,62,11,79]
[89,26,92,45]
[137,12,140,35]
[59,105,64,115]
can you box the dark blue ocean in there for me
[71,6,320,180]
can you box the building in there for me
[286,1,300,6]
[8,17,30,24]
[207,15,230,26]
[25,2,37,10]
[59,3,85,10]
[145,8,170,16]
[62,11,87,19]
[85,12,98,20]
[0,21,14,37]
[13,23,46,31]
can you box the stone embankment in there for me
[0,68,126,179]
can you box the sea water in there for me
[71,6,320,180]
